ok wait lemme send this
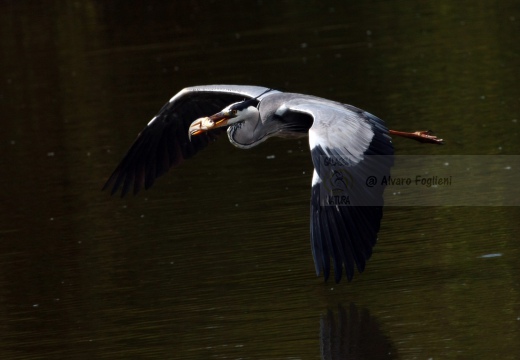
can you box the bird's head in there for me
[189,99,259,138]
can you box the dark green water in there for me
[1,1,519,359]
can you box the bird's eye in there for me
[231,109,238,116]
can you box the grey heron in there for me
[103,85,443,283]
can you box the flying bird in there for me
[103,85,443,283]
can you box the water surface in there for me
[1,1,519,359]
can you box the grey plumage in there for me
[104,85,395,283]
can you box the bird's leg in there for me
[389,130,444,145]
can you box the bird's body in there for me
[104,85,442,283]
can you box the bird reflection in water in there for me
[320,304,397,360]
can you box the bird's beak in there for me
[189,111,232,139]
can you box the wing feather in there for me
[103,85,275,196]
[285,99,394,282]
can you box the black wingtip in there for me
[101,176,118,196]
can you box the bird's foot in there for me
[389,129,444,145]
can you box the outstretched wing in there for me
[280,97,394,282]
[103,85,276,196]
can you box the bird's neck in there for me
[226,111,270,149]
